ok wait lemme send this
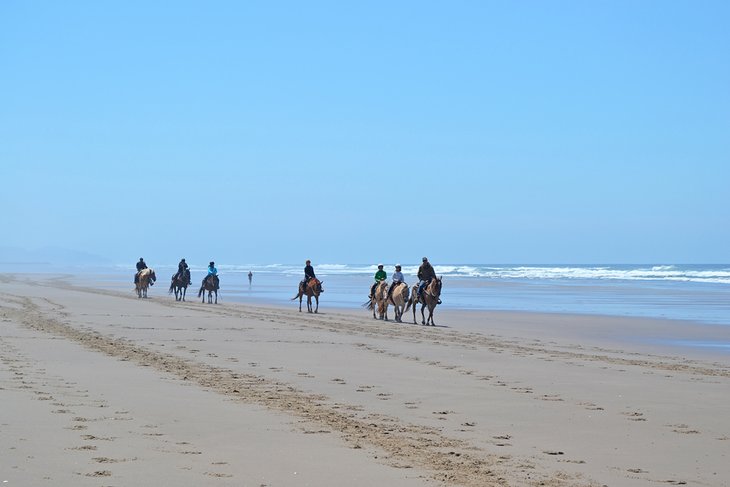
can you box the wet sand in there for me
[1,274,729,486]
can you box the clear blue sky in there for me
[1,1,728,265]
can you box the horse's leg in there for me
[412,298,417,324]
[298,295,302,312]
[214,290,218,304]
[420,302,426,325]
[314,295,318,314]
[182,287,186,301]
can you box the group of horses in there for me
[135,268,441,325]
[367,277,443,326]
[134,268,218,303]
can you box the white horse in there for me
[135,268,156,298]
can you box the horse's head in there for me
[430,276,442,298]
[149,269,157,282]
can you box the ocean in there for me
[38,263,730,326]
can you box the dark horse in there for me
[292,278,323,313]
[168,270,191,301]
[198,275,219,304]
[406,277,442,326]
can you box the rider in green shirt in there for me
[369,264,387,298]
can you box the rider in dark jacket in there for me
[417,257,439,302]
[301,260,316,292]
[135,258,147,284]
[174,258,190,285]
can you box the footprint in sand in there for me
[538,394,563,402]
[622,411,646,421]
[668,424,700,434]
[83,470,112,477]
[579,402,605,411]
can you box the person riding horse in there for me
[173,258,191,286]
[300,260,316,293]
[387,264,407,302]
[369,264,387,299]
[134,258,148,285]
[202,261,219,289]
[417,257,440,304]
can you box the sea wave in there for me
[112,263,730,284]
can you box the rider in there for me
[134,258,148,284]
[202,261,218,289]
[369,264,387,299]
[417,257,439,303]
[387,264,407,302]
[174,258,190,285]
[301,260,316,292]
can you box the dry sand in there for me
[1,274,729,486]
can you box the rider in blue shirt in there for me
[202,261,218,288]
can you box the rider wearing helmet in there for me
[387,264,407,302]
[202,261,218,289]
[369,264,387,299]
[174,258,191,285]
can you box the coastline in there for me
[2,273,729,486]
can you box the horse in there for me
[389,282,410,323]
[292,278,323,313]
[365,280,390,320]
[168,270,191,301]
[406,277,442,326]
[198,275,219,304]
[135,268,156,298]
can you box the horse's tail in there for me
[363,299,373,309]
[405,295,413,312]
[198,286,204,298]
[291,293,300,301]
[168,281,174,294]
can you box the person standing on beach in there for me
[135,257,147,284]
[369,264,387,298]
[417,257,439,303]
[248,271,253,285]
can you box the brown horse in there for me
[198,275,219,304]
[406,277,442,326]
[135,268,156,298]
[389,282,410,323]
[168,270,190,301]
[292,278,323,313]
[367,280,390,320]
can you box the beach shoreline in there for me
[2,273,729,486]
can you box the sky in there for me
[1,1,728,266]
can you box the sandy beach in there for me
[1,274,729,486]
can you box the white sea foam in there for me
[113,262,730,285]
